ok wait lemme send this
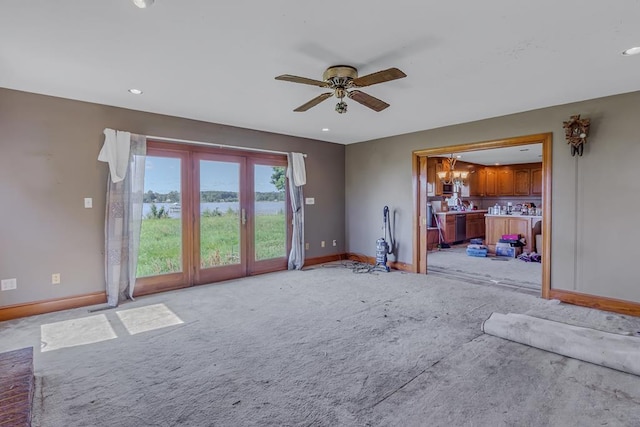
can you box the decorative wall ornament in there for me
[563,114,590,156]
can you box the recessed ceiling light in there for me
[622,46,640,56]
[132,0,155,8]
[321,128,330,132]
[495,163,500,166]
[128,88,143,95]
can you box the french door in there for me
[135,142,290,296]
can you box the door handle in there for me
[241,208,246,225]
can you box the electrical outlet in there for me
[305,243,309,250]
[84,198,93,208]
[321,241,325,248]
[1,278,17,291]
[52,273,61,285]
[332,240,337,246]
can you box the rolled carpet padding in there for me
[482,312,640,377]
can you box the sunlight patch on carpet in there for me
[116,303,184,335]
[40,314,117,352]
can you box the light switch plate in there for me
[305,197,315,205]
[84,198,93,208]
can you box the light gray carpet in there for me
[1,266,639,426]
[427,245,542,290]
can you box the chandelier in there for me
[437,155,469,186]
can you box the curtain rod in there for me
[145,134,307,157]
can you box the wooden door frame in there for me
[134,140,291,297]
[411,132,552,299]
[134,144,193,297]
[246,156,292,276]
[193,152,248,285]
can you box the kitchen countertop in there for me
[435,210,542,220]
[434,210,488,215]
[485,214,542,219]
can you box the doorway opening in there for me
[412,133,552,298]
[135,141,291,297]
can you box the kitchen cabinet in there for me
[485,215,536,253]
[435,211,488,244]
[465,213,485,239]
[469,168,486,197]
[531,167,542,196]
[485,168,497,196]
[485,216,509,252]
[426,158,435,196]
[455,160,472,197]
[427,158,444,197]
[433,213,460,244]
[497,168,514,196]
[484,163,541,197]
[444,215,455,243]
[514,168,531,196]
[427,228,440,251]
[430,161,541,198]
[508,217,530,246]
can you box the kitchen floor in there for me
[427,244,542,293]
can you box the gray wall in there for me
[0,88,345,307]
[346,90,640,303]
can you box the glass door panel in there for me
[199,160,242,268]
[247,159,289,275]
[136,141,289,291]
[137,156,183,278]
[254,165,287,261]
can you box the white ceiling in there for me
[436,143,543,166]
[1,1,639,145]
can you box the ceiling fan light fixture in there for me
[132,0,155,9]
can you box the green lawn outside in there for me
[137,213,286,277]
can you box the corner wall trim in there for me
[0,292,107,322]
[549,289,640,317]
[304,254,348,267]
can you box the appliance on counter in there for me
[442,183,454,195]
[446,192,463,209]
[455,214,466,243]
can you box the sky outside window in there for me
[144,157,280,193]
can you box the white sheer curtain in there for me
[98,129,147,306]
[287,153,306,270]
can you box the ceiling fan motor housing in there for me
[323,66,358,87]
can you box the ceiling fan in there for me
[275,65,406,114]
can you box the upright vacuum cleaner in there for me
[375,206,395,272]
